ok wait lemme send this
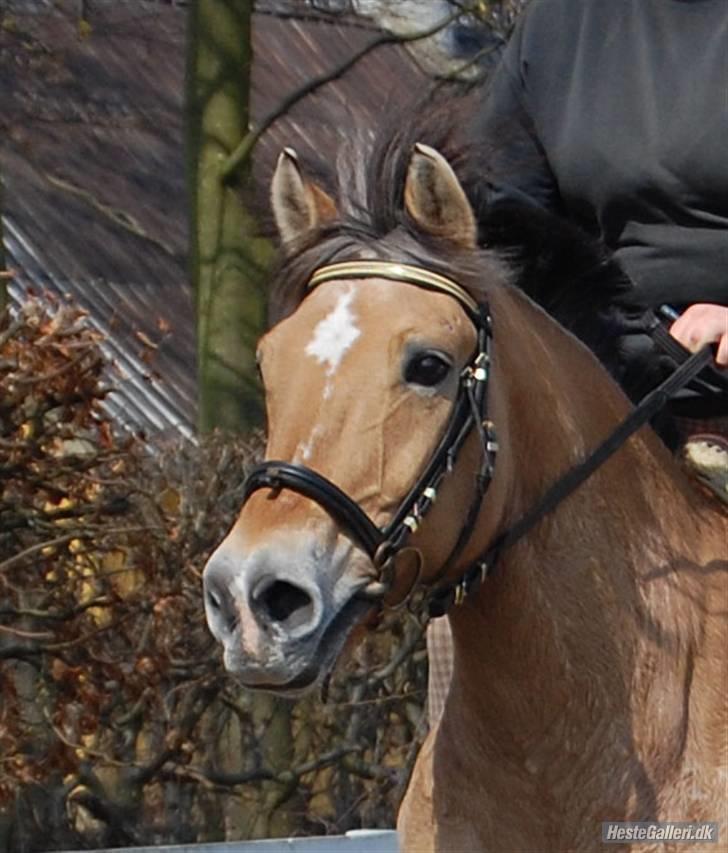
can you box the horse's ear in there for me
[271,148,337,249]
[404,143,476,249]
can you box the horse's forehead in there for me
[266,278,473,359]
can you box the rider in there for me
[478,0,728,501]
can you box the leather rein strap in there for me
[427,342,715,616]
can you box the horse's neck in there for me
[443,518,726,827]
[441,291,727,807]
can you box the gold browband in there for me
[307,261,480,318]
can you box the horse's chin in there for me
[228,595,373,697]
[236,666,321,698]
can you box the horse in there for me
[202,114,728,850]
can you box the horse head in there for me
[202,142,511,693]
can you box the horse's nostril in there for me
[258,580,314,629]
[204,578,238,635]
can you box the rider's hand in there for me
[670,303,728,367]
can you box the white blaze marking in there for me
[296,425,323,462]
[305,289,361,377]
[297,289,361,462]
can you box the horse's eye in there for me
[404,352,452,387]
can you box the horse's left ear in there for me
[404,143,477,249]
[271,148,337,250]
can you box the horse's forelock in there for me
[268,93,503,325]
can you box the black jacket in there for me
[479,0,728,418]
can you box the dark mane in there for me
[269,94,657,401]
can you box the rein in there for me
[241,260,713,619]
[427,342,714,616]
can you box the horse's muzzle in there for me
[202,533,373,693]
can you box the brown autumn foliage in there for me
[0,297,427,851]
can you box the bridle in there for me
[242,259,715,619]
[242,260,499,611]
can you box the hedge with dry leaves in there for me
[0,297,427,852]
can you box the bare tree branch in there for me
[221,6,469,182]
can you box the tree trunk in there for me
[186,0,272,433]
[186,3,294,839]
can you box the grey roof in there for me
[251,5,425,172]
[1,0,475,438]
[1,0,193,437]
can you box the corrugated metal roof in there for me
[251,10,424,170]
[3,213,195,440]
[1,0,194,437]
[0,0,435,438]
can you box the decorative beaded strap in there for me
[308,260,480,319]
